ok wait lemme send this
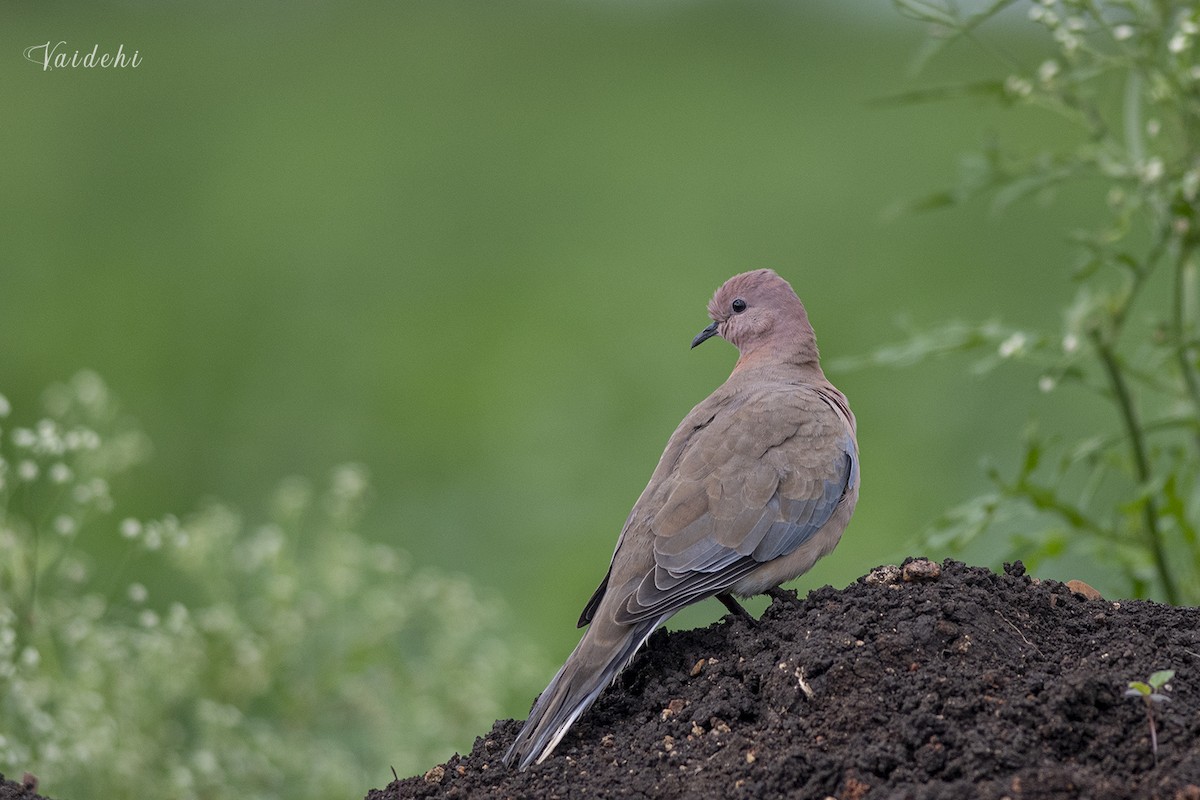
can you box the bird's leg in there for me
[716,592,757,624]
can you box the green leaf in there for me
[1148,670,1175,689]
[1162,473,1198,548]
[1020,435,1042,477]
[891,0,1020,34]
[1126,681,1151,696]
[891,0,959,27]
[874,80,1011,107]
[884,190,960,218]
[991,168,1071,213]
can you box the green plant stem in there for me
[1091,330,1179,604]
[1145,699,1159,766]
[1123,71,1144,167]
[27,530,39,625]
[1172,241,1200,454]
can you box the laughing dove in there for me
[504,269,859,770]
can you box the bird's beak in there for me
[691,321,719,349]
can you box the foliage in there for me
[1125,668,1175,763]
[873,0,1200,603]
[0,372,544,800]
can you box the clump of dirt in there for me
[0,773,48,800]
[370,559,1200,800]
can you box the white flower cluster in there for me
[1169,13,1197,55]
[116,514,188,551]
[1027,0,1086,55]
[0,374,546,800]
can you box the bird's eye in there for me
[731,298,747,314]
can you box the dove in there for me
[504,268,859,770]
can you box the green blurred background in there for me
[4,0,1097,725]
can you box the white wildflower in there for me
[63,427,100,451]
[1147,119,1161,137]
[128,583,148,604]
[120,518,142,539]
[1004,76,1033,98]
[1038,60,1060,84]
[63,559,87,583]
[1041,10,1060,27]
[998,332,1028,359]
[242,524,284,569]
[36,419,65,455]
[1113,24,1134,41]
[54,515,77,537]
[143,524,162,550]
[17,460,38,481]
[1169,32,1189,54]
[138,609,160,628]
[1053,27,1080,53]
[1062,333,1080,354]
[0,394,9,418]
[1183,169,1200,201]
[331,463,368,500]
[1039,376,1057,393]
[49,462,72,484]
[1141,157,1165,183]
[20,647,39,668]
[166,602,190,633]
[88,477,112,512]
[73,370,107,407]
[12,428,36,448]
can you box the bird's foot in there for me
[716,592,757,625]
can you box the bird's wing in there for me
[577,568,609,627]
[614,385,856,624]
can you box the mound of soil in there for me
[0,773,47,800]
[371,559,1200,800]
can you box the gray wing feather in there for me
[616,444,854,625]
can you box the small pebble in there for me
[661,698,687,720]
[865,564,901,585]
[1066,579,1102,600]
[902,559,942,582]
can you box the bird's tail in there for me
[503,614,662,770]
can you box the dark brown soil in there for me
[0,773,48,800]
[370,559,1200,800]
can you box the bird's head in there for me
[691,269,819,367]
